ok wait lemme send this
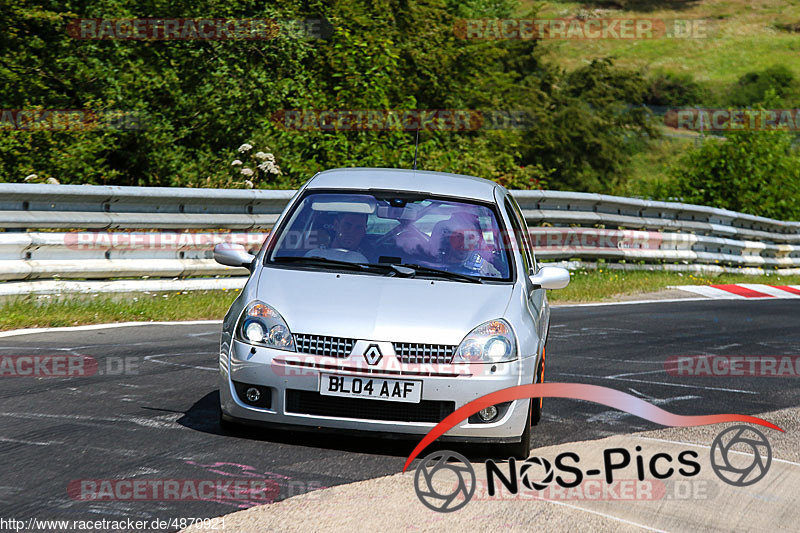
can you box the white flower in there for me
[254,151,269,160]
[238,143,253,153]
[241,167,254,177]
[46,177,60,184]
[244,180,254,189]
[257,162,269,171]
[231,160,243,166]
[270,167,282,176]
[24,174,38,182]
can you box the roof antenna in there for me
[412,127,420,171]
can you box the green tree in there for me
[1,0,658,192]
[667,129,800,220]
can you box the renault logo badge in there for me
[364,344,383,365]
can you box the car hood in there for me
[256,267,514,345]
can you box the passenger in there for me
[428,213,501,277]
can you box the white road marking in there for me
[708,343,741,351]
[0,437,62,446]
[672,285,746,299]
[0,411,183,430]
[556,372,758,394]
[554,296,715,307]
[143,352,217,371]
[587,393,700,423]
[606,369,667,379]
[184,331,219,338]
[569,355,665,365]
[0,320,222,338]
[113,466,161,479]
[670,284,800,300]
[550,327,645,339]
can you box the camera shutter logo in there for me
[520,456,554,491]
[414,450,476,512]
[710,425,772,487]
[363,344,383,365]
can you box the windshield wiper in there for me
[272,256,385,273]
[272,257,484,283]
[393,263,484,284]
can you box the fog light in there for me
[478,405,498,422]
[245,387,261,403]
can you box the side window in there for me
[508,195,537,271]
[504,198,532,274]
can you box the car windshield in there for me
[266,191,512,281]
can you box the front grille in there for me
[294,334,355,358]
[393,343,457,364]
[285,390,455,423]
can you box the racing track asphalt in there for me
[0,299,797,531]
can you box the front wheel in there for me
[218,406,240,434]
[493,402,531,459]
[531,346,546,426]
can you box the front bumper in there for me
[219,339,537,441]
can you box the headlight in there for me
[454,319,516,363]
[237,301,296,351]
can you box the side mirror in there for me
[529,266,570,290]
[214,243,255,270]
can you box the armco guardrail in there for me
[512,190,800,270]
[1,183,799,284]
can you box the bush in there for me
[522,58,660,192]
[645,71,706,107]
[666,129,800,220]
[725,65,797,107]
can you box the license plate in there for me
[319,374,422,403]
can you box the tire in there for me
[493,402,531,459]
[531,346,546,426]
[491,345,546,459]
[218,407,239,434]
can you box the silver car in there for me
[213,168,570,458]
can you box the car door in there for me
[504,194,549,354]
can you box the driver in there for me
[429,213,501,278]
[306,212,369,263]
[331,213,367,251]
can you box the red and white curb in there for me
[673,284,800,299]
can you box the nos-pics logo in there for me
[414,425,773,512]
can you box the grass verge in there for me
[1,270,799,330]
[0,289,240,331]
[549,269,800,303]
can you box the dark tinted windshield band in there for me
[263,188,516,282]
